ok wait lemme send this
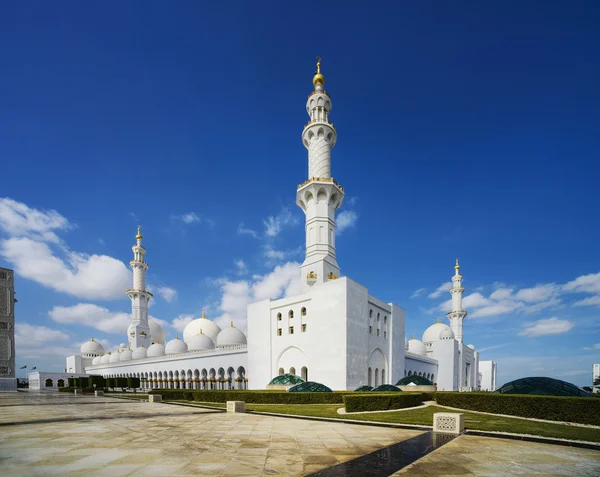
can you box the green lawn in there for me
[170,401,600,444]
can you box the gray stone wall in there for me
[0,268,15,379]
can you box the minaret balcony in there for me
[297,177,344,192]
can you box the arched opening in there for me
[278,367,284,375]
[277,313,282,321]
[301,307,306,316]
[368,367,372,386]
[381,369,385,385]
[45,379,53,387]
[289,310,294,319]
[57,379,65,388]
[408,370,412,376]
[301,366,308,381]
[374,368,379,387]
[227,367,235,390]
[289,367,296,376]
[237,366,246,390]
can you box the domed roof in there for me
[422,320,453,343]
[132,346,147,359]
[408,337,427,356]
[288,381,332,392]
[119,349,133,361]
[165,336,188,355]
[372,384,402,392]
[216,322,247,347]
[100,354,110,364]
[109,352,121,363]
[119,343,127,349]
[187,330,215,351]
[92,356,101,365]
[149,320,165,344]
[268,374,305,386]
[396,375,434,386]
[183,311,221,343]
[440,328,455,340]
[80,338,105,356]
[147,343,166,358]
[495,377,592,397]
[355,385,374,392]
[467,344,476,350]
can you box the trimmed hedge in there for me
[127,377,141,389]
[344,393,423,412]
[88,375,105,389]
[59,386,72,393]
[149,390,358,404]
[435,392,600,426]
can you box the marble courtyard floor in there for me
[0,392,598,477]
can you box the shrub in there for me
[435,392,600,426]
[344,393,423,412]
[67,378,75,388]
[127,377,140,389]
[88,375,105,389]
[59,386,72,393]
[115,377,128,389]
[149,390,354,404]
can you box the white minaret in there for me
[446,258,467,343]
[296,57,344,292]
[126,226,152,348]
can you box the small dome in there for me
[216,322,247,347]
[109,352,121,363]
[187,330,215,351]
[408,338,427,356]
[92,356,101,366]
[440,328,455,340]
[100,354,110,364]
[80,338,105,357]
[182,312,221,343]
[132,346,147,359]
[396,375,434,386]
[422,321,453,343]
[165,336,188,355]
[268,374,304,386]
[119,349,133,361]
[372,384,402,392]
[467,344,476,350]
[355,385,373,392]
[149,320,165,344]
[288,381,332,392]
[147,343,166,358]
[496,377,592,397]
[119,343,127,349]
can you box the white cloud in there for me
[234,259,248,275]
[429,283,450,299]
[0,198,72,243]
[156,286,177,302]
[519,317,574,337]
[489,288,513,300]
[14,323,79,363]
[583,343,600,351]
[336,210,358,234]
[263,208,298,237]
[15,323,69,343]
[1,237,131,300]
[573,295,600,307]
[178,212,201,224]
[171,314,195,332]
[411,288,427,298]
[563,272,600,294]
[515,284,558,303]
[237,222,259,238]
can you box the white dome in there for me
[183,312,221,343]
[119,342,127,349]
[149,320,166,344]
[80,339,105,357]
[216,323,247,347]
[440,328,455,340]
[408,338,427,356]
[165,337,188,355]
[404,336,409,351]
[422,321,453,343]
[132,346,147,359]
[100,354,110,364]
[467,344,476,350]
[147,343,166,357]
[119,349,133,361]
[187,331,215,351]
[109,352,121,363]
[92,356,101,365]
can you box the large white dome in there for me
[109,352,121,363]
[165,337,188,355]
[100,354,111,364]
[183,312,221,343]
[422,321,453,343]
[440,328,455,340]
[187,331,215,351]
[119,349,133,361]
[147,343,166,358]
[149,320,166,344]
[408,338,427,356]
[92,356,101,365]
[80,338,105,357]
[132,346,147,359]
[216,322,247,347]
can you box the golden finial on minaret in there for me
[436,317,441,324]
[454,258,460,271]
[136,225,143,241]
[313,56,325,87]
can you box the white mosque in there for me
[30,59,496,392]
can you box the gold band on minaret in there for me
[454,258,460,271]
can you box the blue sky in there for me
[1,2,599,387]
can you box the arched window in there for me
[368,367,372,386]
[369,309,373,318]
[278,368,284,375]
[45,379,53,387]
[301,366,308,381]
[431,374,435,382]
[381,369,385,384]
[301,307,306,316]
[57,379,65,388]
[384,316,387,324]
[374,368,379,387]
[290,367,296,375]
[289,310,294,319]
[377,313,380,322]
[408,370,412,376]
[277,313,282,321]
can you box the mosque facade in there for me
[39,60,496,393]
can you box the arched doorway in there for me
[301,366,308,381]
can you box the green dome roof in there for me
[288,381,332,392]
[495,377,592,397]
[371,384,402,392]
[355,385,373,392]
[396,375,434,386]
[268,374,305,386]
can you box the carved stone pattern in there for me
[0,366,9,376]
[0,271,7,280]
[0,322,7,330]
[308,137,331,179]
[435,415,457,432]
[0,288,8,316]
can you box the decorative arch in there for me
[276,346,308,377]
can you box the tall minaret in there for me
[446,258,467,343]
[126,226,152,348]
[296,57,344,292]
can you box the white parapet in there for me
[227,401,245,413]
[433,412,464,434]
[94,390,104,397]
[149,394,162,403]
